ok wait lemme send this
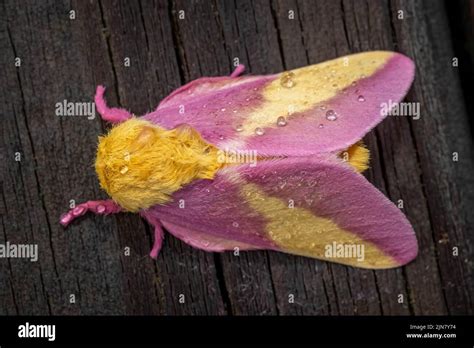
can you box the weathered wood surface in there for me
[1,0,473,315]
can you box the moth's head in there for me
[95,118,221,212]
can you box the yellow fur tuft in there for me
[95,118,222,212]
[340,141,370,173]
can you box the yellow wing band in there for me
[241,182,397,269]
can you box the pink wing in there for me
[143,51,414,156]
[142,157,418,269]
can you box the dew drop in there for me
[235,124,244,132]
[221,108,226,112]
[280,71,296,88]
[232,222,239,228]
[357,95,365,102]
[276,116,287,127]
[232,109,238,113]
[255,127,265,136]
[96,205,106,213]
[351,81,357,87]
[319,105,326,110]
[120,166,129,174]
[219,135,225,140]
[325,110,337,121]
[318,124,324,129]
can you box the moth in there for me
[61,51,418,269]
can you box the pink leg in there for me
[95,85,132,124]
[230,64,245,78]
[139,213,165,259]
[60,199,122,227]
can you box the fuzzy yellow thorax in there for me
[95,118,222,212]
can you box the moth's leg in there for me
[230,64,245,78]
[149,221,165,259]
[139,212,165,259]
[95,85,132,124]
[60,199,122,227]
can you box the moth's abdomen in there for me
[95,118,222,212]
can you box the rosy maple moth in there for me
[61,51,418,269]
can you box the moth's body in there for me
[61,51,418,269]
[95,118,369,212]
[95,119,222,212]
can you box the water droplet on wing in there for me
[280,72,296,88]
[255,127,265,135]
[276,116,287,127]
